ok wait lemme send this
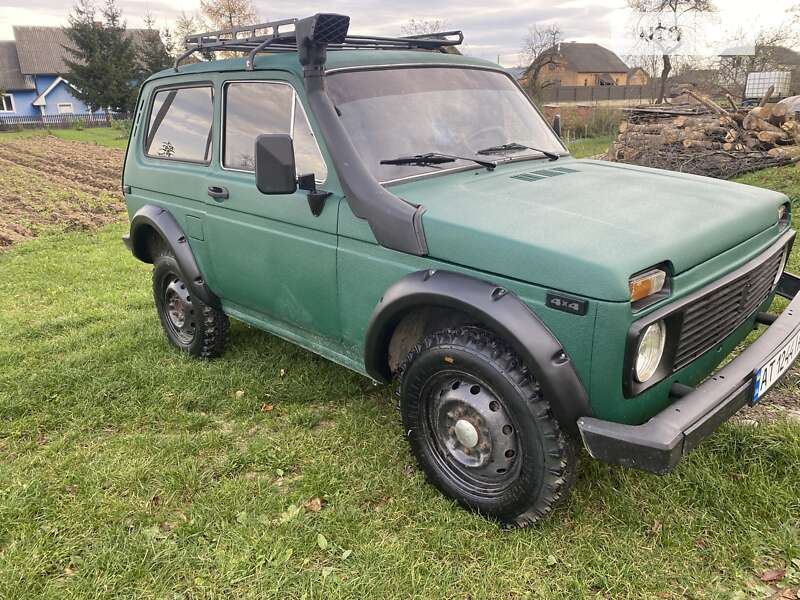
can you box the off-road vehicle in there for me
[122,14,800,526]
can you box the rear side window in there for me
[145,86,214,163]
[223,81,327,181]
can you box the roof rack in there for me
[175,13,463,71]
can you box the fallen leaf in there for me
[305,497,323,512]
[317,533,328,550]
[280,368,286,377]
[341,549,352,560]
[235,390,245,399]
[651,520,662,535]
[278,504,302,524]
[321,566,333,579]
[261,403,274,412]
[142,524,169,541]
[546,554,557,566]
[63,566,77,576]
[761,568,786,583]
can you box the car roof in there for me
[146,49,504,83]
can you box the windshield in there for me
[326,66,565,183]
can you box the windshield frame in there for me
[324,63,570,185]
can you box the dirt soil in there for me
[0,135,125,249]
[738,375,800,424]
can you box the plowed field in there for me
[0,135,124,248]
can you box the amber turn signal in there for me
[629,269,667,303]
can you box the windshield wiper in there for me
[476,142,560,161]
[381,152,497,171]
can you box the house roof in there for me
[0,41,35,90]
[719,44,800,65]
[537,42,629,74]
[505,66,527,79]
[761,45,800,66]
[720,44,756,57]
[12,26,152,75]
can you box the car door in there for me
[126,79,219,282]
[203,74,341,338]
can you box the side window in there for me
[145,86,214,163]
[292,97,327,180]
[223,81,328,181]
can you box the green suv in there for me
[122,14,800,526]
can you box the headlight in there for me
[635,321,666,383]
[778,203,791,230]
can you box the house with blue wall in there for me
[0,26,149,118]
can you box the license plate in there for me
[753,329,800,403]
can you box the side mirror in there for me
[255,134,297,194]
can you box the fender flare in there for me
[364,269,591,431]
[127,204,221,309]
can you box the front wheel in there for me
[399,327,577,527]
[152,249,229,359]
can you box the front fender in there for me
[126,204,221,309]
[364,269,591,431]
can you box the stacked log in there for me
[610,92,800,179]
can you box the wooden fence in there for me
[0,112,130,131]
[538,84,660,104]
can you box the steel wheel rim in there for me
[163,274,196,345]
[420,371,521,498]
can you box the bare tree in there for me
[200,0,258,30]
[624,52,662,80]
[627,0,716,103]
[519,24,563,99]
[400,18,449,36]
[718,24,798,97]
[174,11,205,52]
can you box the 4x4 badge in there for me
[546,293,588,316]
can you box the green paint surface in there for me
[124,50,792,428]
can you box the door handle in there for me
[207,186,229,200]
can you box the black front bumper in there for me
[578,272,800,475]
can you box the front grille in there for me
[673,248,785,370]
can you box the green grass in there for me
[1,228,799,598]
[0,131,614,160]
[1,135,800,598]
[0,127,129,150]
[0,131,610,159]
[567,135,613,159]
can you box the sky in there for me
[1,0,798,66]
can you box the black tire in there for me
[399,327,577,527]
[152,248,229,359]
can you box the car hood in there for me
[392,158,787,301]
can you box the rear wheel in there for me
[152,249,229,359]
[399,327,577,527]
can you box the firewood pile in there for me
[609,87,800,179]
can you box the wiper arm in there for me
[476,142,560,161]
[381,152,497,171]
